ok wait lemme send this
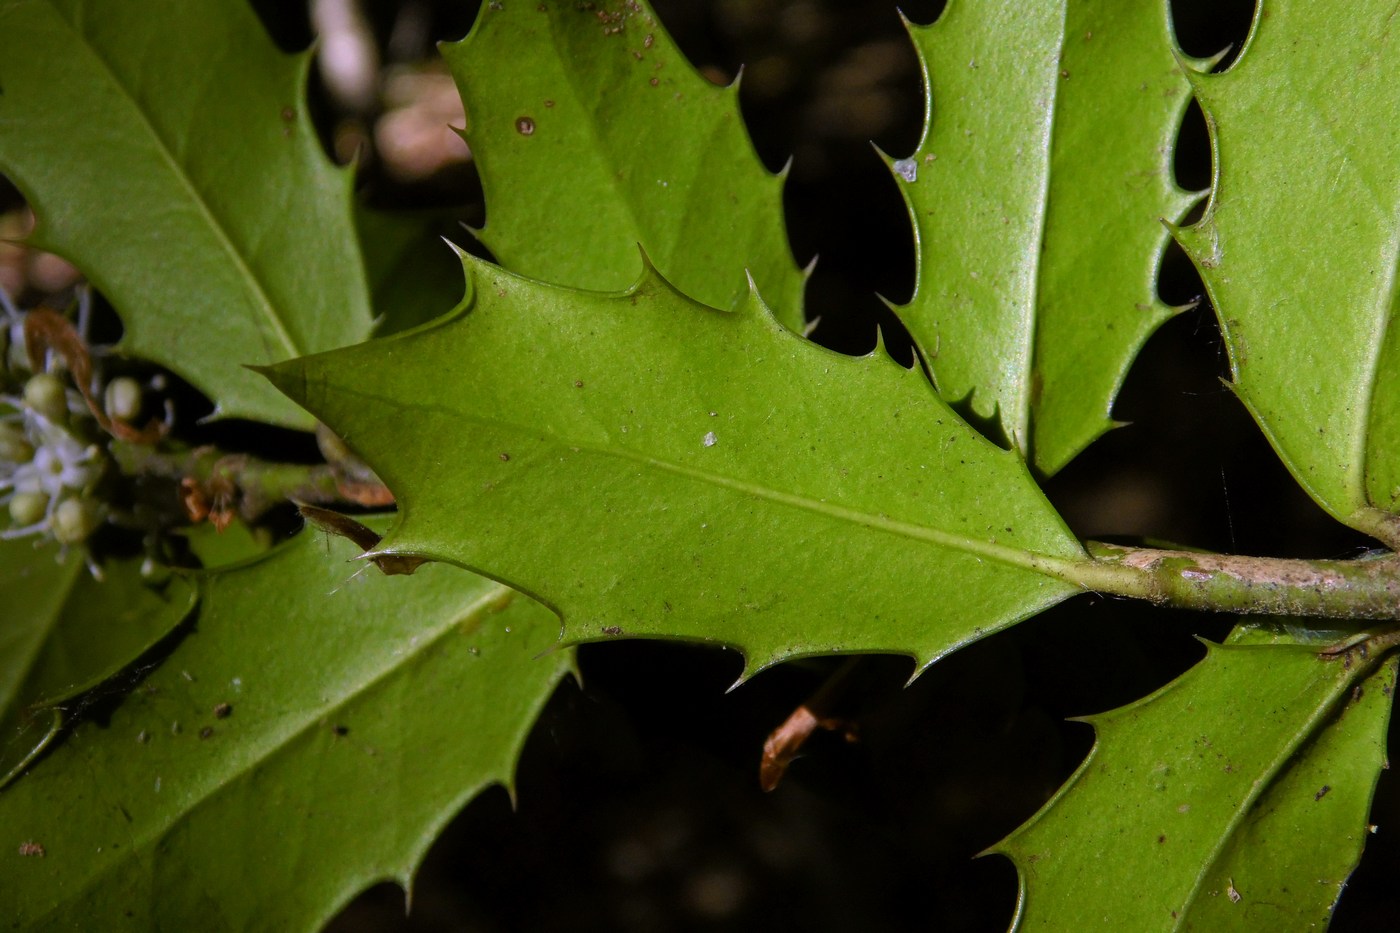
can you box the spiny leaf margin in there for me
[1173,0,1400,546]
[893,0,1201,473]
[263,251,1088,681]
[994,637,1392,930]
[442,0,807,330]
[0,522,572,930]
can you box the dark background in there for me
[7,0,1394,929]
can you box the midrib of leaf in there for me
[331,386,1082,577]
[52,8,297,360]
[1016,9,1067,453]
[899,1,1198,474]
[543,17,676,274]
[26,579,520,921]
[1357,230,1400,511]
[1170,666,1356,929]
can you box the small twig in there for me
[760,658,861,792]
[108,441,393,528]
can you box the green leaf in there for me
[1,521,571,930]
[1174,0,1400,545]
[0,540,82,722]
[264,255,1085,677]
[0,540,196,784]
[442,0,806,330]
[1184,623,1397,931]
[0,0,373,429]
[895,0,1199,472]
[355,205,469,337]
[995,637,1393,930]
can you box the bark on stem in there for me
[1051,543,1400,622]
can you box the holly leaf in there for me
[355,205,469,337]
[894,0,1200,472]
[0,540,196,785]
[0,521,572,929]
[0,0,373,429]
[441,0,806,330]
[1174,0,1400,546]
[264,255,1086,678]
[994,634,1394,930]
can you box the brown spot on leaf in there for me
[515,116,536,135]
[18,841,44,857]
[213,703,232,719]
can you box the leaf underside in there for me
[1175,0,1400,545]
[0,522,571,930]
[265,255,1085,678]
[896,0,1200,474]
[442,0,807,330]
[996,633,1394,930]
[0,0,373,429]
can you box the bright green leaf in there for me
[1174,0,1400,545]
[995,637,1391,930]
[442,0,806,329]
[1,520,571,930]
[896,0,1200,472]
[0,0,373,429]
[264,255,1085,677]
[0,540,196,785]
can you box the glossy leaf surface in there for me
[266,255,1084,677]
[0,0,373,428]
[996,635,1393,930]
[442,0,806,329]
[1175,0,1400,545]
[1,522,571,930]
[896,0,1198,472]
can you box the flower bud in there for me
[23,372,69,422]
[52,496,101,544]
[8,490,48,527]
[0,423,33,463]
[104,376,143,421]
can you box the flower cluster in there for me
[0,287,110,545]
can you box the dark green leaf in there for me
[1,522,571,929]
